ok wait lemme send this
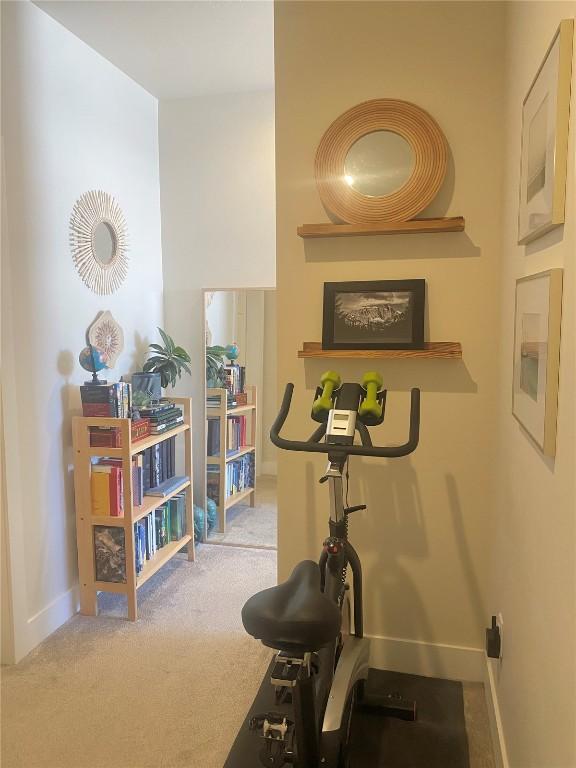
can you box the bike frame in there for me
[236,381,420,768]
[291,458,371,767]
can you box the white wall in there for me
[489,4,576,766]
[159,91,275,502]
[1,1,163,662]
[205,291,235,348]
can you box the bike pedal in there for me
[249,712,294,742]
[270,651,311,688]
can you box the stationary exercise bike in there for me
[224,371,421,768]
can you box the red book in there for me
[88,419,151,448]
[111,467,123,517]
[83,403,115,417]
[96,459,142,506]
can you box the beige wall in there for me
[491,4,576,767]
[275,1,505,655]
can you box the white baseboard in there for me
[483,657,509,768]
[258,461,277,476]
[19,586,79,662]
[368,632,485,682]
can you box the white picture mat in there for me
[512,275,551,447]
[512,270,562,455]
[518,37,560,241]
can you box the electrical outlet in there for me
[496,612,504,659]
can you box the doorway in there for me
[203,288,277,550]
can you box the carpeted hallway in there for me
[1,545,276,768]
[2,542,495,768]
[208,475,277,549]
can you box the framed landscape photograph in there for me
[518,19,573,244]
[322,280,425,350]
[512,269,563,456]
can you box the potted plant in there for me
[142,328,192,389]
[206,345,227,388]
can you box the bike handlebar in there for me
[270,384,420,458]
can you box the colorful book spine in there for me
[91,466,123,516]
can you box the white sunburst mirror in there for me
[69,190,129,294]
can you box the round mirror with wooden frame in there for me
[314,99,448,225]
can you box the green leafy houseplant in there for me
[206,345,227,388]
[143,328,191,389]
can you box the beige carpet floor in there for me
[1,542,495,768]
[207,475,277,549]
[1,545,276,768]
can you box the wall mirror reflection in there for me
[92,221,116,265]
[203,288,277,549]
[344,130,415,197]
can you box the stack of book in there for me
[81,381,152,447]
[139,436,177,492]
[81,383,131,418]
[207,415,248,457]
[89,436,180,516]
[90,455,145,516]
[226,452,254,498]
[224,364,246,404]
[93,494,187,582]
[138,401,184,435]
[207,453,254,503]
[227,415,247,452]
[134,493,187,575]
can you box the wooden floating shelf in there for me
[298,342,462,359]
[297,217,465,238]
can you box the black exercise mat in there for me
[349,670,470,768]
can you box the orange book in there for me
[91,471,111,516]
[91,466,123,516]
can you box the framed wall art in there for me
[518,19,573,244]
[512,269,563,456]
[322,280,425,350]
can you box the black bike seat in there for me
[241,560,341,653]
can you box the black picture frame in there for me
[322,280,426,350]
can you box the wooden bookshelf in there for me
[206,386,256,534]
[297,217,465,238]
[297,341,462,359]
[72,397,194,621]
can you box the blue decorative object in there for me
[79,344,108,384]
[193,502,218,541]
[206,498,218,531]
[225,343,239,363]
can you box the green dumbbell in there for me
[359,371,384,420]
[312,370,341,417]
